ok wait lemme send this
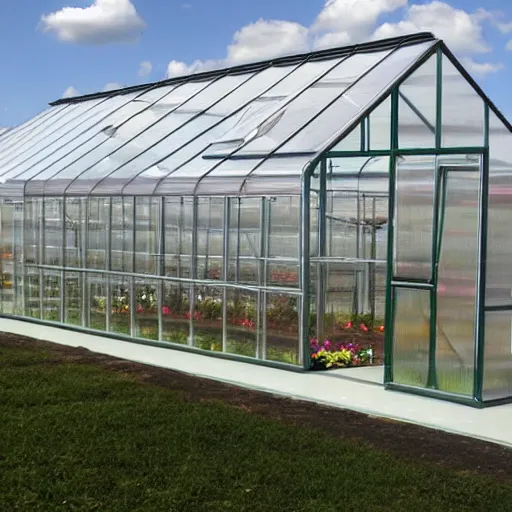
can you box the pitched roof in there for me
[0,32,490,198]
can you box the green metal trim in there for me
[385,382,485,408]
[300,169,311,370]
[360,120,366,153]
[474,146,489,402]
[484,304,512,312]
[384,86,399,385]
[435,47,443,149]
[316,159,328,341]
[427,163,445,389]
[325,146,486,159]
[396,147,486,156]
[0,313,305,373]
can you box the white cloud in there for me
[373,2,491,54]
[103,82,123,91]
[167,19,309,78]
[312,0,407,43]
[138,60,152,77]
[181,3,192,8]
[62,86,80,98]
[166,0,504,79]
[226,19,309,64]
[507,40,512,51]
[40,0,145,44]
[461,57,503,76]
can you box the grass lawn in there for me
[1,339,512,511]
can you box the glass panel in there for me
[441,55,485,148]
[161,280,190,344]
[24,268,40,319]
[369,96,391,151]
[192,285,223,352]
[88,273,107,332]
[134,197,160,275]
[43,198,64,266]
[23,198,41,265]
[196,197,224,281]
[65,198,85,268]
[435,169,479,396]
[483,311,512,401]
[277,42,434,155]
[485,112,512,307]
[330,123,361,152]
[86,198,109,270]
[109,276,131,336]
[392,287,430,387]
[228,198,260,284]
[394,156,435,280]
[64,272,82,326]
[265,293,300,365]
[42,271,61,322]
[111,197,134,272]
[225,289,259,358]
[134,278,159,341]
[268,197,299,260]
[398,55,436,149]
[163,197,192,279]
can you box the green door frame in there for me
[384,151,486,406]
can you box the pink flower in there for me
[162,306,172,316]
[360,323,369,332]
[136,305,145,314]
[344,321,353,329]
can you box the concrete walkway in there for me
[2,317,511,448]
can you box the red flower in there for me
[162,306,172,316]
[379,325,385,333]
[136,305,145,314]
[344,321,353,329]
[360,323,369,332]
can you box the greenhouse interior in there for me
[0,32,511,407]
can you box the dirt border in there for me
[1,332,511,482]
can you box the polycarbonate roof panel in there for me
[0,34,445,197]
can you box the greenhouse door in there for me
[389,158,482,395]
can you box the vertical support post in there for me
[316,159,327,341]
[475,105,490,403]
[60,198,66,323]
[256,198,265,359]
[189,196,198,346]
[39,198,45,320]
[222,197,230,352]
[105,198,113,332]
[435,47,443,150]
[384,86,399,384]
[21,199,26,316]
[158,197,165,342]
[300,170,311,369]
[82,198,89,328]
[130,197,136,337]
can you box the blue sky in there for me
[0,0,511,127]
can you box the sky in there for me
[0,0,511,127]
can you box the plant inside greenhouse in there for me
[0,31,511,406]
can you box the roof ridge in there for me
[50,32,437,106]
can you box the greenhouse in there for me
[0,31,511,407]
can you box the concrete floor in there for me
[2,317,511,448]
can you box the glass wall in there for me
[11,194,302,367]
